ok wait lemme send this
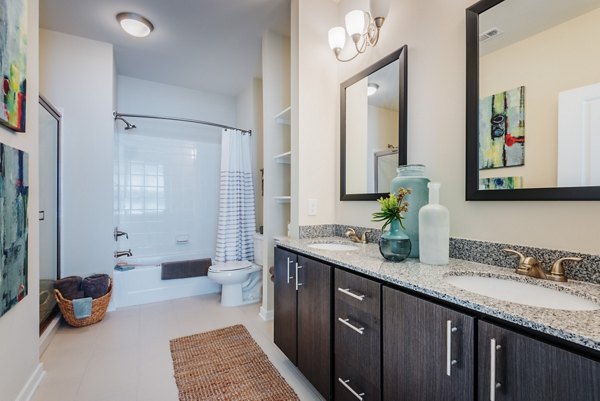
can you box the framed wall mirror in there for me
[466,0,600,200]
[341,46,407,201]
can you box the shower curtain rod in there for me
[113,112,252,135]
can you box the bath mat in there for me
[169,324,299,401]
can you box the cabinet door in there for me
[297,255,332,400]
[383,286,475,401]
[273,247,298,364]
[479,321,600,401]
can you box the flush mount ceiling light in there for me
[367,83,379,96]
[328,0,390,62]
[116,12,154,38]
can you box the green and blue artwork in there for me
[479,86,525,169]
[0,0,28,132]
[479,176,523,190]
[0,142,29,318]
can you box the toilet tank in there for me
[253,233,264,266]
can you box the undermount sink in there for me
[308,243,359,251]
[445,275,600,311]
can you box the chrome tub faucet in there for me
[114,249,133,258]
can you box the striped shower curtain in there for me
[215,129,256,263]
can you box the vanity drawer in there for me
[335,268,381,317]
[335,298,380,387]
[335,355,381,401]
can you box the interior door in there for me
[558,82,600,186]
[38,97,61,330]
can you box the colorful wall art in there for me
[479,86,525,169]
[0,143,29,318]
[479,176,523,190]
[0,0,28,132]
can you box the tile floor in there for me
[32,294,324,401]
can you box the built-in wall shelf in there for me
[274,196,291,204]
[274,107,291,125]
[274,151,291,164]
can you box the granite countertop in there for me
[275,236,600,352]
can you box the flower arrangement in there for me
[372,187,411,231]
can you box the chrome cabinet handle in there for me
[286,257,294,284]
[337,287,366,301]
[490,338,502,401]
[295,263,302,290]
[338,317,364,335]
[446,320,458,376]
[338,378,364,401]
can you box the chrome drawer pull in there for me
[338,317,364,335]
[490,338,502,401]
[286,257,294,284]
[338,378,365,401]
[337,287,366,301]
[446,320,458,376]
[295,263,302,291]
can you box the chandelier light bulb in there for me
[328,27,346,51]
[345,10,366,38]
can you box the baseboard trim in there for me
[39,315,60,357]
[259,306,273,321]
[15,363,46,401]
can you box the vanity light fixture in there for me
[367,83,379,96]
[117,12,154,38]
[327,0,390,62]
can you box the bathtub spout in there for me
[115,249,133,258]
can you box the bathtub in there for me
[112,254,220,308]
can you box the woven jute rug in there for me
[169,324,300,401]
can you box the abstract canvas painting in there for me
[479,86,525,169]
[0,0,28,132]
[0,143,29,318]
[479,176,523,190]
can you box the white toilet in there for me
[208,233,263,307]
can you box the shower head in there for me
[114,113,137,131]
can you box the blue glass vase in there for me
[379,219,412,262]
[390,164,429,258]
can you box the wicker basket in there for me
[54,279,112,327]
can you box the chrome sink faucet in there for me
[114,249,133,258]
[503,249,582,282]
[345,228,372,244]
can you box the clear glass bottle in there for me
[418,182,450,265]
[390,164,429,257]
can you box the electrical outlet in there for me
[308,198,318,216]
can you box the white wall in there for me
[0,1,43,400]
[294,0,600,254]
[40,30,115,277]
[295,0,339,226]
[237,78,264,230]
[116,75,237,260]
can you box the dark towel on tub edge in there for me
[161,258,212,280]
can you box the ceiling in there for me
[480,0,600,55]
[40,0,290,97]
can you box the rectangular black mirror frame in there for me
[466,0,600,201]
[340,45,408,201]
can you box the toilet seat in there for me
[209,260,252,273]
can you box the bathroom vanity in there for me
[273,238,600,401]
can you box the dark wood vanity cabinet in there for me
[273,248,332,400]
[334,269,382,401]
[274,246,600,401]
[382,286,475,401]
[273,247,298,364]
[478,321,600,401]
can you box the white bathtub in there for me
[112,254,220,308]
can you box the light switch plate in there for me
[308,198,318,216]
